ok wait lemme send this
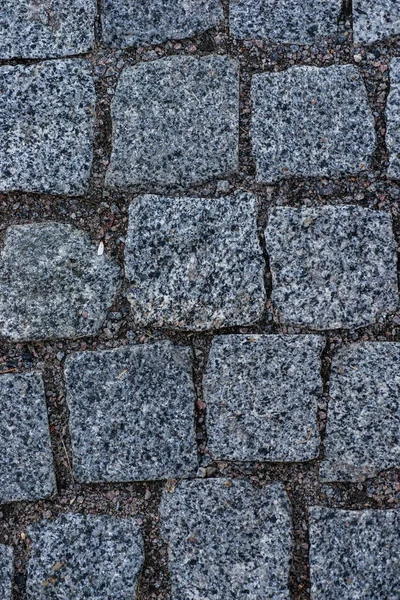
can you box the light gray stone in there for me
[0,545,13,600]
[160,479,292,600]
[101,0,223,48]
[65,342,198,482]
[27,513,144,600]
[251,65,376,183]
[309,508,400,600]
[0,0,96,59]
[387,58,400,179]
[230,0,340,44]
[266,206,398,330]
[320,343,400,482]
[0,60,95,195]
[353,0,400,44]
[105,56,239,190]
[125,194,265,330]
[204,335,323,462]
[0,222,120,342]
[0,372,56,503]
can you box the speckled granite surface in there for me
[0,545,13,600]
[353,0,400,44]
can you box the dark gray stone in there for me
[0,60,95,195]
[387,58,400,180]
[105,56,239,190]
[320,343,400,482]
[65,342,198,482]
[27,513,144,600]
[309,507,400,600]
[125,194,265,330]
[353,0,400,44]
[0,545,13,600]
[101,0,223,48]
[266,206,398,330]
[204,335,323,462]
[230,0,340,44]
[0,222,120,342]
[0,0,96,59]
[251,65,376,183]
[0,372,56,503]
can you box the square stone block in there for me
[353,0,400,44]
[387,58,400,180]
[0,545,13,600]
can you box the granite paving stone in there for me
[105,55,239,190]
[265,206,398,330]
[26,513,144,599]
[124,194,265,330]
[101,0,223,48]
[160,479,292,600]
[386,58,400,179]
[251,65,376,183]
[230,0,340,45]
[0,545,13,600]
[0,222,120,342]
[0,372,56,503]
[353,0,400,44]
[320,343,400,482]
[309,507,400,600]
[0,59,95,195]
[65,342,198,482]
[0,0,96,59]
[204,335,323,462]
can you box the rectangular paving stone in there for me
[204,334,323,462]
[160,479,292,600]
[0,372,56,503]
[230,0,340,45]
[105,55,239,190]
[0,0,96,59]
[102,0,223,48]
[266,206,398,330]
[251,65,376,183]
[0,60,95,195]
[65,342,198,482]
[387,58,400,180]
[320,343,400,482]
[353,0,400,44]
[309,508,400,600]
[27,514,144,599]
[0,545,13,600]
[124,194,265,330]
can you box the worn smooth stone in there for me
[65,342,198,482]
[251,65,376,183]
[230,0,340,44]
[124,194,265,330]
[309,508,400,600]
[353,0,400,44]
[0,60,95,195]
[320,343,400,482]
[160,479,292,600]
[102,0,223,48]
[0,0,96,59]
[204,335,323,462]
[0,372,56,503]
[27,514,144,599]
[387,58,400,179]
[105,56,239,190]
[0,222,120,342]
[266,206,398,330]
[0,545,13,600]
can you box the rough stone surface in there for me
[65,342,198,482]
[0,0,96,59]
[0,60,95,195]
[251,65,376,183]
[204,335,323,462]
[266,206,398,330]
[0,372,56,503]
[0,222,120,342]
[125,194,265,330]
[320,343,400,482]
[353,0,400,44]
[26,513,144,599]
[230,0,340,45]
[160,479,292,600]
[0,545,13,600]
[309,508,400,600]
[105,56,239,190]
[387,58,400,179]
[101,0,223,48]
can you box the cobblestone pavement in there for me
[0,1,400,599]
